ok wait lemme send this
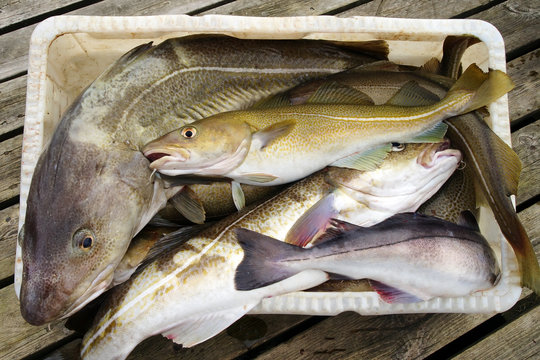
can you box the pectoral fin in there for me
[369,280,424,303]
[161,305,256,347]
[169,186,206,224]
[252,120,296,150]
[409,122,448,143]
[386,80,440,106]
[330,144,392,171]
[285,193,340,248]
[240,173,278,183]
[231,181,246,211]
[306,81,374,105]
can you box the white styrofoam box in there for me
[18,15,521,314]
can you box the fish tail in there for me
[447,64,514,114]
[234,228,306,291]
[511,219,540,295]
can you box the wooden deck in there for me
[0,0,538,359]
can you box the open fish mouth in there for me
[418,139,462,168]
[145,148,190,169]
[59,264,115,320]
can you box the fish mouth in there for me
[144,148,190,169]
[59,264,115,320]
[418,139,462,168]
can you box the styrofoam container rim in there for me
[18,15,521,316]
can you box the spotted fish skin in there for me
[81,141,461,359]
[19,35,384,325]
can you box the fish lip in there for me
[59,264,115,320]
[418,140,462,168]
[145,148,190,169]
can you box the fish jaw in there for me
[19,136,160,325]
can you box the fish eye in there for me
[181,126,197,139]
[391,143,405,152]
[73,229,95,251]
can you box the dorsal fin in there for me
[386,81,440,106]
[420,57,441,74]
[306,81,374,105]
[327,40,389,60]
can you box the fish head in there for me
[328,140,462,202]
[143,114,252,177]
[19,134,162,325]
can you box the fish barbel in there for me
[143,64,513,188]
[81,212,498,360]
[19,35,385,325]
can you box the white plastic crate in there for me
[18,15,521,315]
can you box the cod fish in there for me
[277,54,540,293]
[143,64,512,193]
[20,35,386,325]
[80,212,499,360]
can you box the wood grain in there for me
[0,284,73,360]
[0,0,81,30]
[201,0,359,16]
[512,121,540,205]
[0,75,26,137]
[0,0,224,81]
[507,50,540,122]
[0,204,18,282]
[452,304,540,360]
[471,0,540,55]
[0,134,21,204]
[340,0,491,18]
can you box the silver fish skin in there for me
[19,36,382,325]
[235,213,501,301]
[80,141,459,359]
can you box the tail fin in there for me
[448,64,514,113]
[234,228,305,291]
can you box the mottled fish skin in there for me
[418,157,476,223]
[445,115,540,294]
[19,35,383,325]
[80,198,329,360]
[144,65,512,186]
[234,213,501,300]
[80,141,460,359]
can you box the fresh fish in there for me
[80,213,499,359]
[275,52,540,293]
[445,115,540,293]
[285,141,461,247]
[236,213,500,299]
[143,64,512,192]
[418,163,476,223]
[20,35,385,325]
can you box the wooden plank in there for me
[507,50,540,122]
[200,0,359,16]
[339,0,491,18]
[452,304,540,360]
[0,204,18,282]
[512,121,540,205]
[470,0,540,56]
[0,134,21,204]
[0,75,26,137]
[0,0,81,30]
[0,0,223,81]
[0,284,74,360]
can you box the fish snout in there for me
[144,147,190,169]
[418,139,462,168]
[19,273,69,325]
